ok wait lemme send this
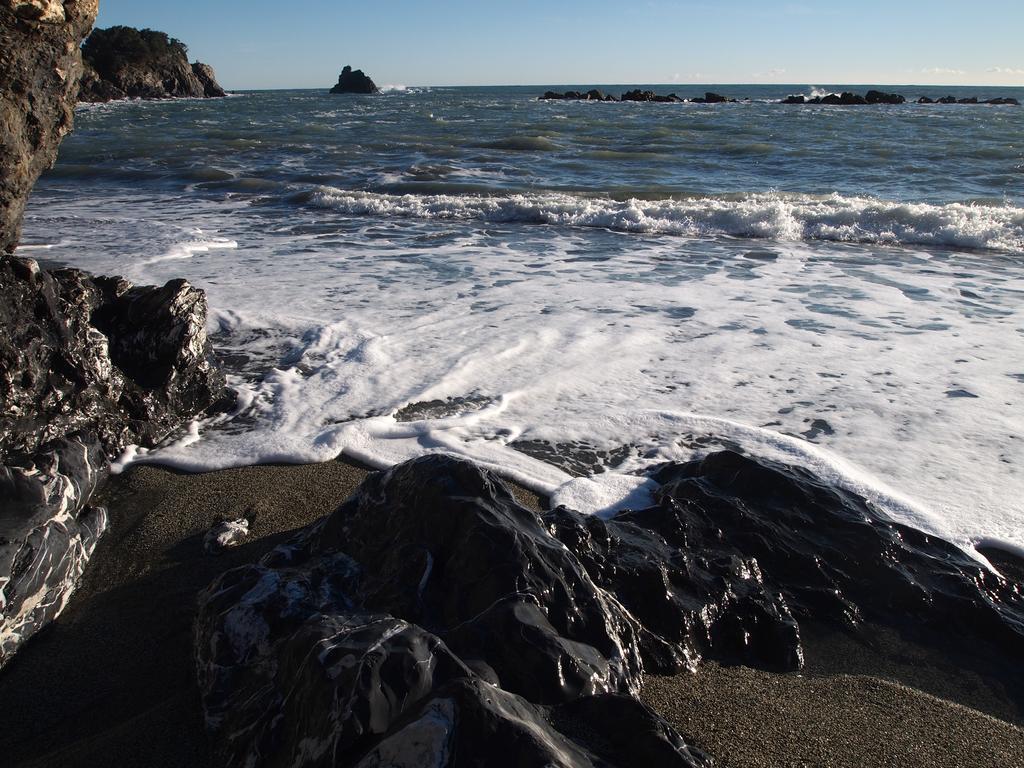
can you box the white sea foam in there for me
[140,235,238,265]
[307,189,1024,252]
[65,215,1018,558]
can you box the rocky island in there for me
[78,25,226,102]
[330,64,379,94]
[541,87,1020,105]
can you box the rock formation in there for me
[0,256,227,665]
[330,65,379,94]
[195,452,1024,766]
[78,25,226,102]
[0,0,99,255]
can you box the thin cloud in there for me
[988,66,1024,75]
[754,68,788,79]
[920,67,966,76]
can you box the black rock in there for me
[781,94,807,104]
[984,97,1020,105]
[703,92,728,103]
[918,96,936,104]
[937,95,958,103]
[196,455,711,767]
[865,89,906,104]
[195,452,1024,766]
[0,255,227,665]
[78,26,226,102]
[330,65,379,94]
[958,97,978,104]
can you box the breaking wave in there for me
[306,188,1024,251]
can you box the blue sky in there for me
[94,0,1024,90]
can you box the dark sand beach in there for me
[1,459,1020,768]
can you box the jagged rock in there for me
[0,257,226,457]
[702,92,730,103]
[539,90,617,102]
[191,62,226,98]
[958,97,978,104]
[196,455,712,767]
[0,0,98,254]
[782,94,807,104]
[865,89,906,104]
[77,25,225,102]
[938,95,958,103]
[918,96,935,104]
[330,65,379,94]
[0,255,227,665]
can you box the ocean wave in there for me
[306,188,1024,251]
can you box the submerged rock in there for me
[0,255,226,666]
[330,65,379,94]
[195,452,1023,766]
[0,0,98,254]
[78,26,225,102]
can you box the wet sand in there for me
[0,458,1020,767]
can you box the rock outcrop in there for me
[195,452,1024,767]
[1,0,99,255]
[78,25,225,102]
[0,255,227,665]
[330,65,379,94]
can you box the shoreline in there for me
[0,457,1020,767]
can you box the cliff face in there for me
[78,25,225,102]
[0,0,99,255]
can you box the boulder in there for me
[620,89,658,102]
[958,97,978,104]
[937,95,958,104]
[781,94,807,104]
[703,92,728,103]
[330,65,379,94]
[984,97,1019,105]
[78,26,226,102]
[918,96,935,104]
[0,255,227,666]
[195,452,1024,767]
[0,0,99,254]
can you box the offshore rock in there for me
[196,452,1024,766]
[196,455,711,767]
[0,255,226,665]
[78,26,226,102]
[330,65,379,94]
[0,0,99,254]
[865,89,906,104]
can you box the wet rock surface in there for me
[330,65,379,94]
[1,0,99,254]
[1,254,226,665]
[78,25,225,102]
[195,451,1023,767]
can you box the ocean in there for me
[19,84,1024,555]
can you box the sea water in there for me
[20,84,1024,555]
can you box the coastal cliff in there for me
[0,0,99,255]
[78,25,226,102]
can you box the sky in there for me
[93,0,1024,90]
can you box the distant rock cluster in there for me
[540,89,739,103]
[540,88,1020,106]
[782,89,1019,105]
[78,26,226,102]
[330,65,379,94]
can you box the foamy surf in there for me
[307,188,1024,252]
